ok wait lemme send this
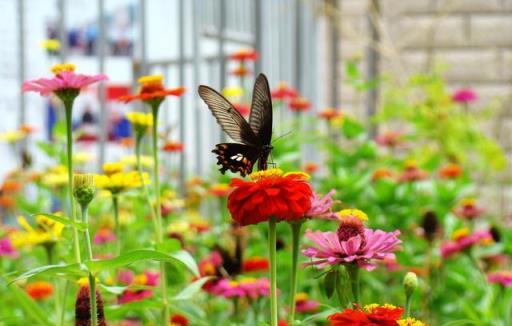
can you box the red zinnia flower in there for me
[227,169,313,226]
[289,97,311,112]
[118,74,185,105]
[170,313,189,326]
[231,65,251,77]
[438,163,462,179]
[243,257,269,273]
[372,168,393,181]
[229,48,259,61]
[233,103,250,116]
[398,161,428,182]
[328,304,404,326]
[271,82,298,100]
[375,131,403,148]
[303,162,318,174]
[26,281,53,300]
[162,141,184,153]
[318,108,342,120]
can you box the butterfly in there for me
[198,73,273,177]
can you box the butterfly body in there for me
[199,74,273,177]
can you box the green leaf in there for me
[11,263,88,283]
[98,284,128,295]
[441,321,477,326]
[31,213,87,231]
[6,283,53,326]
[85,249,199,276]
[323,269,337,299]
[172,277,212,301]
[105,299,161,320]
[341,118,365,139]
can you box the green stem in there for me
[59,281,69,326]
[268,217,278,326]
[151,103,169,325]
[288,222,302,325]
[405,294,412,317]
[64,102,81,263]
[347,264,360,305]
[135,136,158,231]
[112,196,121,256]
[81,205,97,326]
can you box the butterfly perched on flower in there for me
[198,73,273,177]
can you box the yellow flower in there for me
[102,162,124,175]
[138,74,164,86]
[40,165,68,188]
[41,39,60,52]
[364,303,397,313]
[0,130,25,143]
[460,198,476,206]
[95,171,149,194]
[121,155,154,169]
[10,215,64,247]
[126,112,153,128]
[73,152,93,164]
[51,63,75,74]
[77,277,99,287]
[338,208,368,222]
[222,86,244,98]
[397,317,426,326]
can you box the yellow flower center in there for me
[249,168,284,181]
[404,160,417,169]
[51,63,76,74]
[364,303,396,312]
[134,274,148,285]
[452,227,470,240]
[137,74,164,86]
[461,198,476,206]
[239,278,257,284]
[338,208,368,222]
[295,292,309,302]
[397,317,426,326]
[102,162,124,175]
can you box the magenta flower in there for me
[302,228,401,271]
[305,189,338,220]
[488,271,512,287]
[295,293,319,313]
[441,229,492,258]
[117,270,135,285]
[211,278,270,299]
[0,238,18,258]
[452,88,478,104]
[22,63,107,97]
[93,228,116,245]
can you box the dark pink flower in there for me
[452,88,478,104]
[488,271,512,287]
[0,238,18,258]
[93,228,116,245]
[375,130,404,148]
[305,189,338,220]
[441,229,492,258]
[302,228,401,271]
[295,293,319,313]
[211,278,270,299]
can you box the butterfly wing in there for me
[198,85,259,146]
[212,143,260,176]
[249,73,273,146]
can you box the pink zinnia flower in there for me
[0,238,18,258]
[375,130,404,148]
[488,271,512,287]
[454,198,484,220]
[295,293,319,313]
[305,189,338,220]
[399,161,428,182]
[302,226,401,271]
[94,228,116,245]
[452,88,478,104]
[22,63,107,97]
[211,278,270,299]
[117,270,135,285]
[441,229,492,258]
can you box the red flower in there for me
[170,313,189,326]
[328,304,404,326]
[398,161,428,182]
[231,65,251,77]
[26,281,53,300]
[162,141,184,153]
[118,75,185,105]
[303,162,318,174]
[227,169,313,226]
[271,82,298,100]
[229,48,259,61]
[375,131,404,148]
[438,163,462,179]
[233,103,251,116]
[318,108,342,120]
[372,168,393,181]
[243,257,269,273]
[278,320,289,326]
[289,97,311,112]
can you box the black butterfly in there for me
[198,73,273,177]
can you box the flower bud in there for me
[75,285,106,326]
[73,174,95,207]
[403,272,418,297]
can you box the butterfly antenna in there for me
[271,131,292,144]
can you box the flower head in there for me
[454,198,484,220]
[22,63,107,101]
[211,277,270,299]
[372,168,394,181]
[75,285,107,325]
[303,225,401,271]
[231,65,251,77]
[229,48,259,61]
[233,103,251,116]
[0,237,18,258]
[397,318,426,326]
[375,131,404,148]
[26,281,53,300]
[399,161,428,182]
[170,313,189,326]
[208,183,231,197]
[488,271,512,287]
[95,171,149,195]
[305,189,338,220]
[318,108,343,121]
[162,141,184,153]
[227,168,313,226]
[126,112,153,138]
[94,228,116,245]
[452,88,478,104]
[441,229,492,258]
[289,97,311,112]
[439,163,462,179]
[242,257,269,273]
[11,215,64,247]
[295,292,319,313]
[271,82,298,100]
[328,304,404,326]
[73,174,95,207]
[118,74,185,106]
[41,39,60,53]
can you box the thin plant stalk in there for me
[81,205,97,326]
[59,281,69,326]
[150,103,169,325]
[404,294,412,317]
[135,135,158,232]
[288,221,302,325]
[347,264,360,304]
[268,217,278,326]
[112,195,120,256]
[64,102,81,263]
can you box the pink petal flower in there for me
[22,71,107,97]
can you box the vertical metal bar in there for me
[139,0,147,76]
[178,0,186,192]
[192,0,202,175]
[366,0,380,137]
[58,0,67,62]
[97,0,107,169]
[329,0,339,108]
[254,0,263,75]
[218,0,227,142]
[294,0,302,93]
[17,0,26,129]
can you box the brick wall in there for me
[326,0,512,212]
